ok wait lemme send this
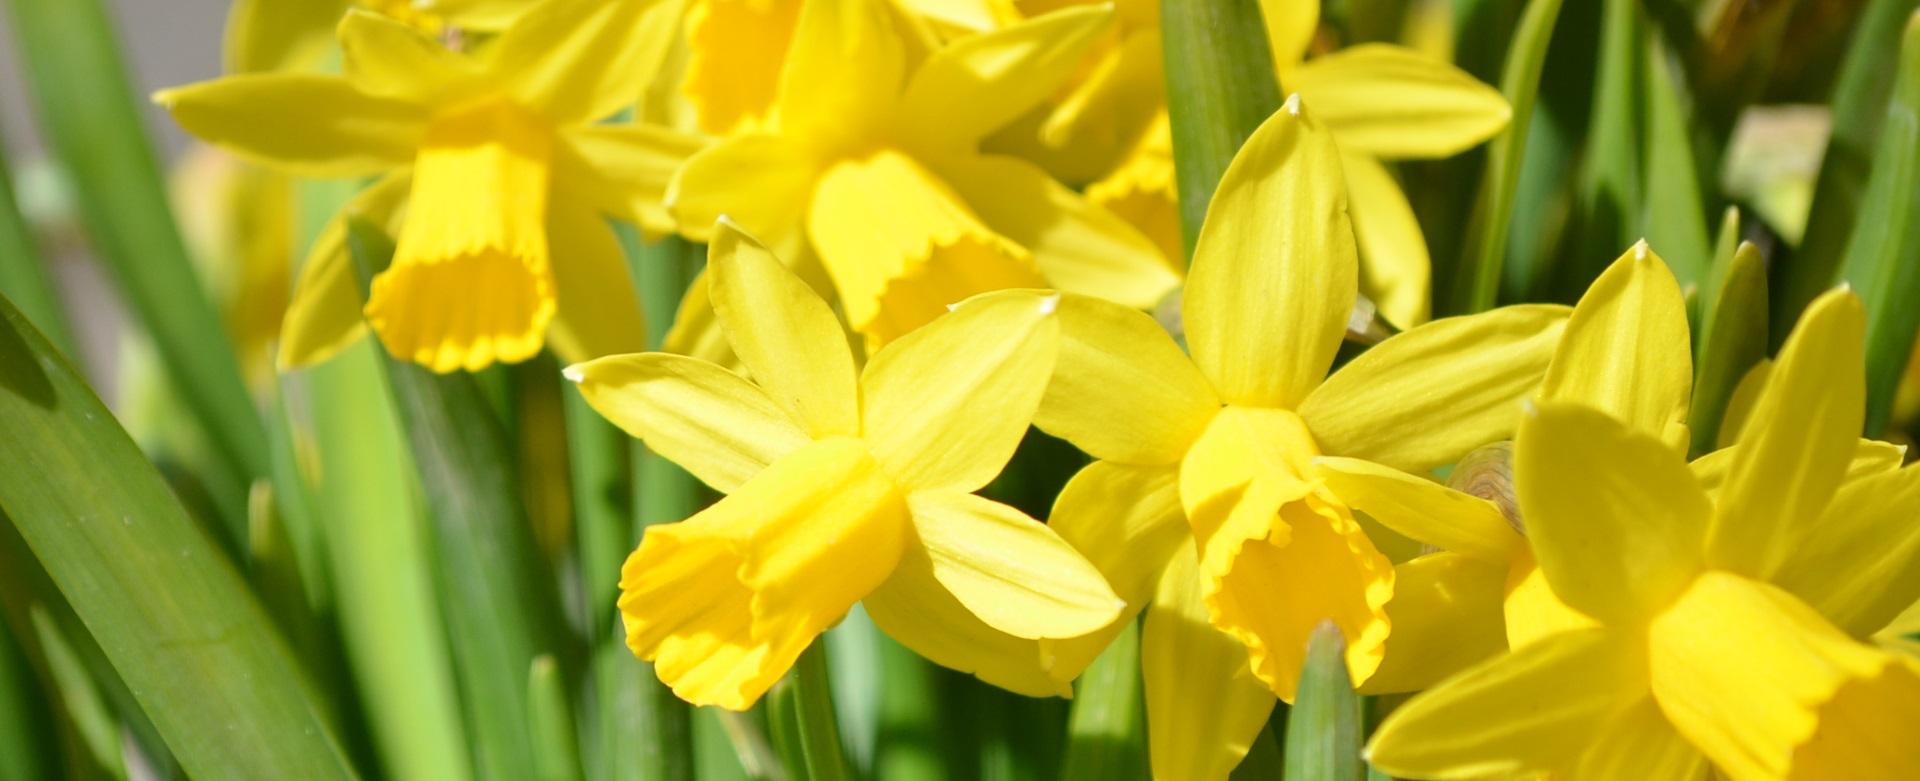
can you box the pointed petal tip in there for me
[1633,239,1650,260]
[1038,293,1060,315]
[1284,92,1302,116]
[562,365,586,383]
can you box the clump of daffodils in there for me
[19,0,1917,780]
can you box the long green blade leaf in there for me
[0,294,358,780]
[1282,623,1365,781]
[1639,31,1712,291]
[1161,0,1282,262]
[1689,242,1768,457]
[1836,10,1920,437]
[1061,620,1148,780]
[2,0,268,500]
[1453,0,1567,313]
[346,220,570,781]
[0,138,72,359]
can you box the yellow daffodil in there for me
[1026,98,1567,780]
[223,0,536,75]
[161,0,701,372]
[667,0,1176,351]
[1368,288,1920,781]
[1082,1,1508,328]
[565,220,1120,710]
[1324,246,1908,694]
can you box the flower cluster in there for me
[151,0,1920,778]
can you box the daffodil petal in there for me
[1299,304,1570,472]
[859,289,1058,493]
[1772,465,1920,639]
[668,133,819,248]
[1515,401,1710,624]
[707,221,859,438]
[492,0,680,124]
[1260,0,1317,73]
[1359,551,1508,695]
[661,270,740,368]
[898,5,1113,153]
[1084,111,1183,265]
[620,436,909,711]
[337,10,481,105]
[1033,293,1217,465]
[1343,151,1431,329]
[557,124,707,235]
[1313,456,1523,562]
[543,193,646,364]
[566,353,812,493]
[1040,461,1187,677]
[1716,358,1773,449]
[1693,436,1903,500]
[1649,570,1920,780]
[156,73,427,178]
[863,541,1070,698]
[1501,549,1601,649]
[1365,629,1642,781]
[1289,43,1510,160]
[680,0,802,134]
[279,172,411,369]
[937,154,1178,310]
[775,0,905,150]
[222,0,340,73]
[809,151,1044,345]
[1712,288,1867,579]
[1184,97,1355,408]
[1541,243,1692,451]
[1144,538,1280,781]
[908,491,1120,640]
[1563,698,1709,781]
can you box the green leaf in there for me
[0,294,359,780]
[1689,241,1769,458]
[0,137,73,359]
[307,340,476,781]
[1282,623,1365,781]
[0,621,59,781]
[530,656,586,781]
[1835,10,1920,437]
[1639,32,1712,292]
[1061,620,1148,780]
[1783,0,1920,342]
[346,220,571,781]
[2,0,269,527]
[1160,0,1283,263]
[1568,0,1644,285]
[1453,0,1569,313]
[774,640,855,781]
[1227,715,1283,779]
[872,633,946,781]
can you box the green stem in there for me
[1159,0,1282,263]
[1060,621,1147,780]
[788,641,855,781]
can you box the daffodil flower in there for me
[223,0,534,75]
[1029,98,1568,780]
[1085,1,1508,328]
[1368,288,1920,780]
[565,220,1121,710]
[160,0,701,372]
[667,0,1177,351]
[1320,246,1907,694]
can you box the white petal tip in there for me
[1632,239,1650,260]
[945,302,962,312]
[562,366,586,383]
[1037,294,1060,315]
[1283,93,1302,116]
[1520,397,1539,417]
[1836,281,1855,293]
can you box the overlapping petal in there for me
[1515,401,1710,624]
[543,192,647,363]
[897,5,1114,154]
[863,543,1068,698]
[1042,461,1187,675]
[1342,151,1431,329]
[1299,304,1569,471]
[774,0,905,151]
[708,221,859,438]
[1144,539,1279,781]
[338,10,481,105]
[908,490,1121,641]
[1314,456,1523,562]
[280,172,412,369]
[156,74,428,178]
[1183,97,1355,409]
[1359,551,1508,694]
[1033,293,1217,465]
[859,289,1058,493]
[566,353,812,493]
[491,0,681,124]
[1540,243,1692,450]
[1289,44,1510,160]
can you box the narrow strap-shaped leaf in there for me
[346,220,569,781]
[0,135,72,359]
[1836,10,1920,436]
[1282,623,1365,781]
[0,621,58,780]
[1568,0,1644,290]
[1452,0,1567,313]
[1689,241,1768,457]
[873,633,947,780]
[1228,716,1284,779]
[780,640,856,781]
[1695,206,1743,337]
[1638,31,1711,292]
[1784,0,1920,344]
[1061,620,1149,780]
[1161,0,1282,263]
[0,294,359,780]
[2,0,268,518]
[531,656,586,781]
